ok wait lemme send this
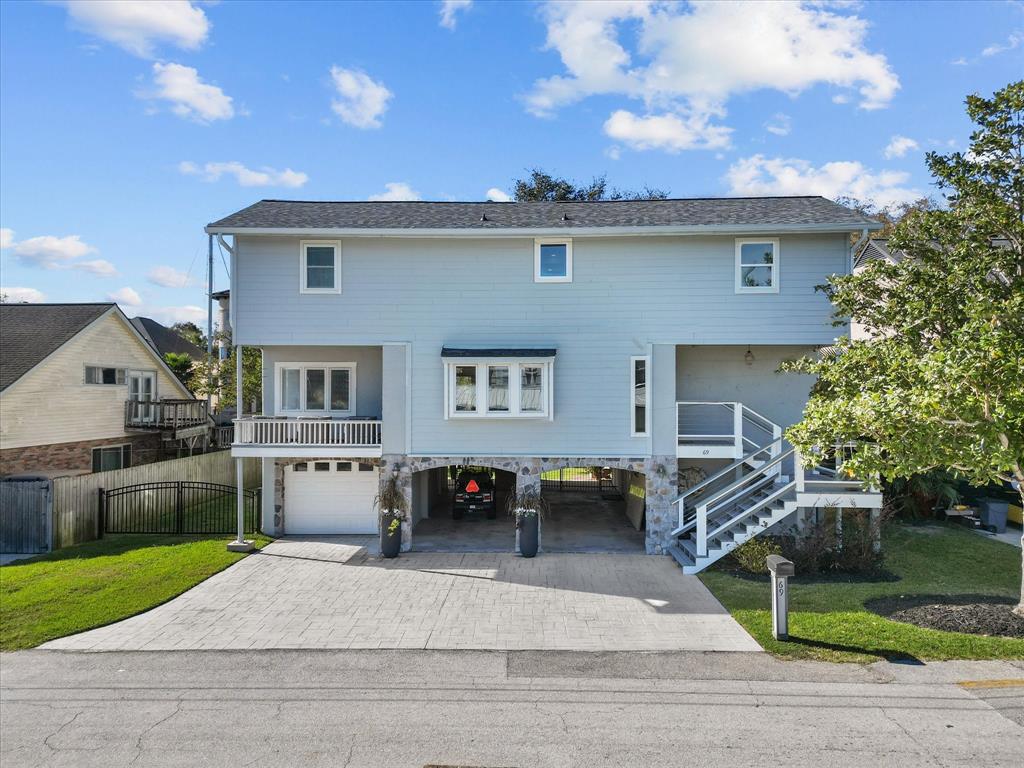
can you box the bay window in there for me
[275,362,355,416]
[444,355,554,419]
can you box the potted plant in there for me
[506,489,549,558]
[375,472,408,559]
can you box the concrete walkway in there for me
[42,538,760,653]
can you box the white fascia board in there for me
[205,222,883,238]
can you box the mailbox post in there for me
[766,554,795,640]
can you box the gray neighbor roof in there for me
[208,196,880,232]
[0,303,113,391]
[130,317,205,359]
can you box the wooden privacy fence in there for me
[52,452,260,548]
[0,477,53,554]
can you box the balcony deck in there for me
[124,399,209,440]
[231,416,383,458]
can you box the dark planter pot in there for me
[380,519,402,558]
[518,512,539,558]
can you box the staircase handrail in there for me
[674,437,784,508]
[706,479,797,542]
[699,446,795,514]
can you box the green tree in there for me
[782,81,1024,615]
[834,196,939,241]
[191,342,262,413]
[511,169,669,202]
[171,321,207,350]
[163,352,195,390]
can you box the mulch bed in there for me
[867,594,1024,638]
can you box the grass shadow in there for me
[783,634,923,663]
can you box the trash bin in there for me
[979,498,1009,533]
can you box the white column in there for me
[236,344,243,417]
[235,458,245,543]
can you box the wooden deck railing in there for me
[233,417,382,447]
[124,399,209,430]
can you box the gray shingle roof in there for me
[0,303,113,391]
[130,317,205,359]
[208,196,879,231]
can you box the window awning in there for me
[441,347,556,359]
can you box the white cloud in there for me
[525,1,897,151]
[725,154,922,209]
[147,265,195,288]
[179,160,308,187]
[0,228,13,249]
[485,187,511,202]
[108,286,143,306]
[0,286,46,303]
[439,0,473,30]
[368,182,421,202]
[61,0,209,58]
[143,304,206,325]
[764,113,792,136]
[73,259,119,277]
[11,234,97,268]
[604,109,731,152]
[884,135,919,159]
[982,31,1022,57]
[329,67,392,129]
[148,62,234,123]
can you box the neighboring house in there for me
[0,303,209,477]
[208,196,884,571]
[130,316,205,361]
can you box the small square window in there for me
[294,462,308,472]
[85,366,125,385]
[534,239,572,282]
[735,239,779,293]
[300,240,341,294]
[314,462,330,472]
[358,463,374,472]
[336,462,352,472]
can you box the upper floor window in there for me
[534,239,572,283]
[85,366,126,385]
[735,238,779,294]
[300,240,342,294]
[276,362,355,416]
[445,359,553,419]
[630,356,649,437]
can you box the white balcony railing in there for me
[233,417,382,448]
[676,401,782,458]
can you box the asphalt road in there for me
[1,649,1022,767]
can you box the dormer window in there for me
[534,239,572,283]
[300,240,341,294]
[735,238,779,293]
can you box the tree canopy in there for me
[511,169,669,202]
[781,81,1024,612]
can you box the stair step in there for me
[667,543,694,568]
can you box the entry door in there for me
[128,371,157,423]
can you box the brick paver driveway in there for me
[43,538,761,652]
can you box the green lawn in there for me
[700,523,1024,662]
[0,534,270,651]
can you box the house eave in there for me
[205,222,884,238]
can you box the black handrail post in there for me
[254,488,262,534]
[97,487,105,539]
[175,481,184,535]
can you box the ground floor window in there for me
[92,444,131,473]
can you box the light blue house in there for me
[207,197,883,571]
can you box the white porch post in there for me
[227,343,254,552]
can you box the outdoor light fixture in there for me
[744,346,755,366]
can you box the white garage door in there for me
[284,461,379,535]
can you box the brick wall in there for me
[0,433,166,476]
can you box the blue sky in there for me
[1,1,1021,323]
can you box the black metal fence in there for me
[540,467,615,492]
[100,481,260,535]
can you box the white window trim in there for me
[735,237,780,294]
[83,365,127,386]
[299,240,342,294]
[534,238,573,283]
[443,359,554,420]
[630,355,650,437]
[274,361,356,417]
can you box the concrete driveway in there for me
[42,537,761,653]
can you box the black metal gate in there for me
[100,481,260,535]
[540,467,615,492]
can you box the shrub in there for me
[730,536,783,575]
